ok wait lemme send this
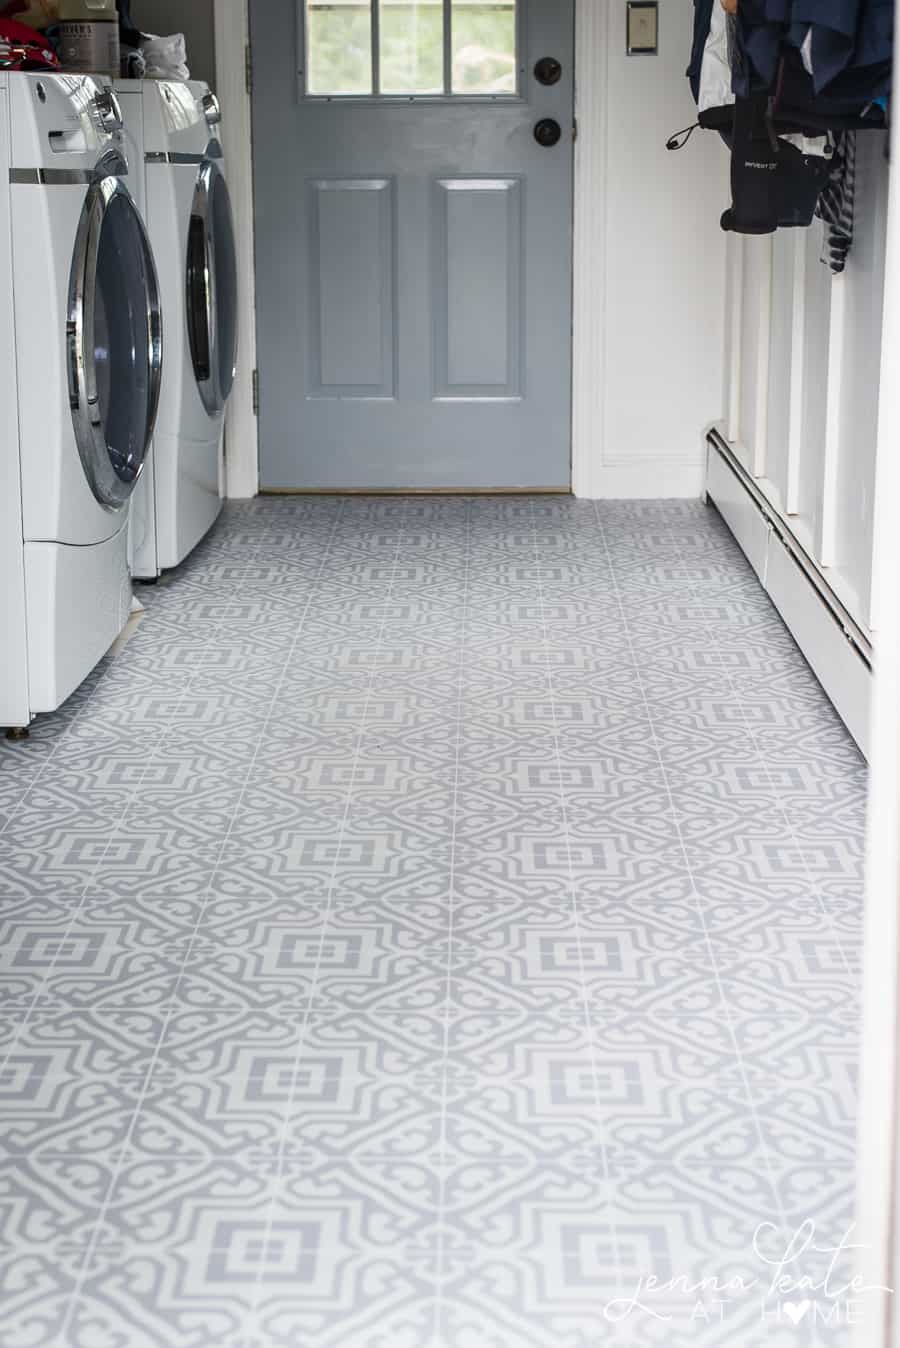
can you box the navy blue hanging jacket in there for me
[734,0,893,100]
[684,0,890,238]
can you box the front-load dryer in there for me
[122,79,238,581]
[0,73,162,732]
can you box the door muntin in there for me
[67,159,163,511]
[186,158,238,417]
[301,0,523,101]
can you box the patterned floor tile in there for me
[0,497,869,1346]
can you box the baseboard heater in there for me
[705,429,872,759]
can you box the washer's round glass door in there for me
[186,158,238,417]
[68,166,163,510]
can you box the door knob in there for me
[534,57,562,86]
[534,118,562,148]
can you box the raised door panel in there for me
[308,178,396,398]
[433,177,523,400]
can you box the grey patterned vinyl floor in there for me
[0,498,866,1348]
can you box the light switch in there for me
[627,2,658,54]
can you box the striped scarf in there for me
[816,132,857,274]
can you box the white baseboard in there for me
[575,457,705,500]
[706,434,871,758]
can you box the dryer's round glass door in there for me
[68,168,163,510]
[187,159,238,417]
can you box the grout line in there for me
[660,502,862,1348]
[592,500,791,1256]
[0,508,307,1088]
[248,498,411,1320]
[664,507,860,986]
[528,499,625,1307]
[0,506,329,1056]
[52,499,348,1346]
[0,500,252,837]
[0,498,862,1347]
[431,497,471,1347]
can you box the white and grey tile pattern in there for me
[0,498,866,1346]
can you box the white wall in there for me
[726,132,890,634]
[214,0,259,500]
[835,135,889,626]
[573,0,729,499]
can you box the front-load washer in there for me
[122,79,238,581]
[0,73,162,732]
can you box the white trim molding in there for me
[571,0,607,499]
[214,0,258,499]
[570,0,728,500]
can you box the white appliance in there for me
[0,73,162,733]
[120,79,237,581]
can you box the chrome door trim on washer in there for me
[146,151,206,165]
[10,151,127,186]
[145,141,223,166]
[186,156,238,417]
[67,153,163,509]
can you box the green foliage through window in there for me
[380,1,443,95]
[452,4,516,94]
[307,5,373,94]
[305,0,517,97]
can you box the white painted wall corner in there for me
[214,0,258,499]
[572,0,728,500]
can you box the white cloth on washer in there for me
[140,32,190,81]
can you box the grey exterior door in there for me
[250,0,575,491]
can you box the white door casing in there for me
[213,0,258,500]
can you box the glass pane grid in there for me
[304,0,518,100]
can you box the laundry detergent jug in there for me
[58,0,119,76]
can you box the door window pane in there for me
[380,0,444,94]
[451,0,517,94]
[377,0,444,95]
[303,0,519,98]
[306,1,373,95]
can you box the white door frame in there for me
[213,0,600,498]
[214,0,257,500]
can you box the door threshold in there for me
[260,487,573,497]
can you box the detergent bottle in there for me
[58,0,120,77]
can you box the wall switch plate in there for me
[627,1,659,54]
